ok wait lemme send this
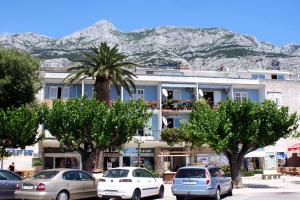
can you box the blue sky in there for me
[0,0,299,46]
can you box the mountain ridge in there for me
[0,19,300,71]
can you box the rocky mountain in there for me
[1,19,300,72]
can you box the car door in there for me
[0,170,21,200]
[140,169,159,196]
[132,169,149,197]
[62,170,84,199]
[216,168,227,194]
[77,171,97,198]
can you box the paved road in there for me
[160,175,300,200]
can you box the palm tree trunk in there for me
[94,77,110,104]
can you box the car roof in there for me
[39,168,83,173]
[178,165,218,170]
[106,167,145,171]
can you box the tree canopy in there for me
[166,99,298,187]
[0,104,44,168]
[0,48,41,109]
[65,42,137,103]
[44,98,151,172]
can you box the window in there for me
[132,169,143,177]
[234,92,247,101]
[0,171,21,181]
[63,171,80,181]
[271,74,278,80]
[252,74,266,80]
[103,169,129,178]
[173,90,181,100]
[175,168,206,178]
[78,171,93,181]
[33,171,59,179]
[209,168,220,177]
[141,169,154,178]
[130,89,144,100]
[49,86,69,99]
[267,92,282,106]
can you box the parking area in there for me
[158,175,300,200]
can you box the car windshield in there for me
[32,171,59,179]
[103,169,129,178]
[176,168,206,178]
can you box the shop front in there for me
[122,148,155,170]
[43,147,81,169]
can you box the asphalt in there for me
[159,175,300,200]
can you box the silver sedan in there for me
[15,168,97,200]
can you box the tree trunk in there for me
[94,77,110,104]
[78,150,94,173]
[94,149,104,172]
[0,155,3,170]
[226,152,243,188]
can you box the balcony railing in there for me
[162,99,194,111]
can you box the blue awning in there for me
[162,83,196,88]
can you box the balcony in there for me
[146,101,159,110]
[162,99,194,111]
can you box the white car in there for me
[97,167,164,200]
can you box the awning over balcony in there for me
[162,83,196,88]
[198,84,231,90]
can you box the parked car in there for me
[97,167,164,200]
[15,168,97,200]
[172,165,232,200]
[0,170,22,200]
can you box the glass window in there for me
[49,87,58,99]
[209,168,220,177]
[175,168,206,178]
[267,92,281,106]
[61,87,70,99]
[62,171,81,181]
[271,74,278,80]
[173,90,181,100]
[0,171,21,181]
[132,169,143,177]
[141,169,154,178]
[103,169,129,178]
[78,171,93,181]
[234,92,247,101]
[32,171,59,179]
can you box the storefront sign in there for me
[197,154,209,164]
[122,148,155,156]
[6,149,33,156]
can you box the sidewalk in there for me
[233,175,300,195]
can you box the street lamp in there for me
[134,135,146,167]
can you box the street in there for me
[159,175,300,200]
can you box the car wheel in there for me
[131,189,141,200]
[157,185,164,198]
[213,187,221,200]
[176,196,184,200]
[227,183,233,196]
[56,191,69,200]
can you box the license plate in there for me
[183,181,197,185]
[105,192,117,195]
[23,185,34,190]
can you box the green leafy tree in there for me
[177,99,298,187]
[161,128,185,146]
[65,42,137,104]
[44,98,151,172]
[0,48,41,109]
[0,104,44,169]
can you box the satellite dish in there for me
[198,89,204,97]
[162,89,168,97]
[162,116,168,126]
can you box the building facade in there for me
[2,67,300,173]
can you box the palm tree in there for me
[65,42,137,103]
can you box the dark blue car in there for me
[0,170,22,200]
[172,165,232,200]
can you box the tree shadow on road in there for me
[243,184,279,189]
